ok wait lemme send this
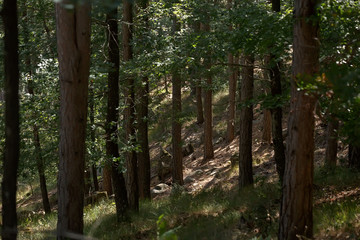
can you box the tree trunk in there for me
[201,22,214,161]
[106,5,129,220]
[348,144,360,169]
[193,21,204,125]
[269,0,285,183]
[33,125,51,214]
[23,5,51,214]
[137,0,151,200]
[123,0,139,211]
[1,0,20,238]
[89,81,99,191]
[56,1,91,237]
[238,55,254,188]
[102,164,113,195]
[226,0,237,143]
[279,0,320,239]
[325,118,339,168]
[262,109,272,144]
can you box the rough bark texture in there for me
[325,118,339,167]
[1,0,20,238]
[123,0,139,211]
[269,0,285,183]
[56,1,91,238]
[238,55,254,188]
[201,22,214,161]
[89,81,99,191]
[106,6,129,220]
[102,164,113,195]
[279,0,319,239]
[137,0,151,200]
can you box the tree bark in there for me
[201,22,214,161]
[56,1,91,237]
[193,22,204,125]
[238,55,254,188]
[226,0,237,143]
[123,0,139,211]
[106,4,129,220]
[1,0,20,238]
[137,0,151,200]
[279,0,320,239]
[102,164,113,195]
[325,118,339,167]
[269,0,285,183]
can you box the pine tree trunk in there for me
[106,5,129,220]
[137,0,151,200]
[201,22,214,161]
[1,0,20,238]
[279,0,319,238]
[269,0,285,183]
[123,0,139,211]
[56,1,91,237]
[102,165,113,195]
[238,55,254,188]
[325,118,339,167]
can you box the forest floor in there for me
[14,89,360,239]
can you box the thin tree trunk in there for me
[193,21,204,125]
[226,0,237,143]
[137,0,151,200]
[325,117,339,167]
[56,1,91,237]
[1,0,20,238]
[262,109,272,144]
[269,0,285,183]
[201,22,214,161]
[89,81,99,191]
[238,55,254,188]
[23,5,51,214]
[106,5,129,220]
[123,0,139,211]
[348,144,360,169]
[279,0,320,238]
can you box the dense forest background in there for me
[1,0,360,239]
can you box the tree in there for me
[325,117,339,167]
[238,55,254,188]
[201,21,214,161]
[269,0,285,183]
[56,0,91,237]
[1,0,20,238]
[137,0,151,199]
[279,0,320,238]
[226,0,237,143]
[171,13,184,185]
[89,80,99,191]
[105,3,129,220]
[123,0,139,211]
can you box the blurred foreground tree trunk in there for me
[1,0,20,238]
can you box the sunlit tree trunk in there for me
[56,0,91,237]
[1,0,20,238]
[123,0,139,211]
[238,55,254,188]
[89,81,99,191]
[279,0,320,238]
